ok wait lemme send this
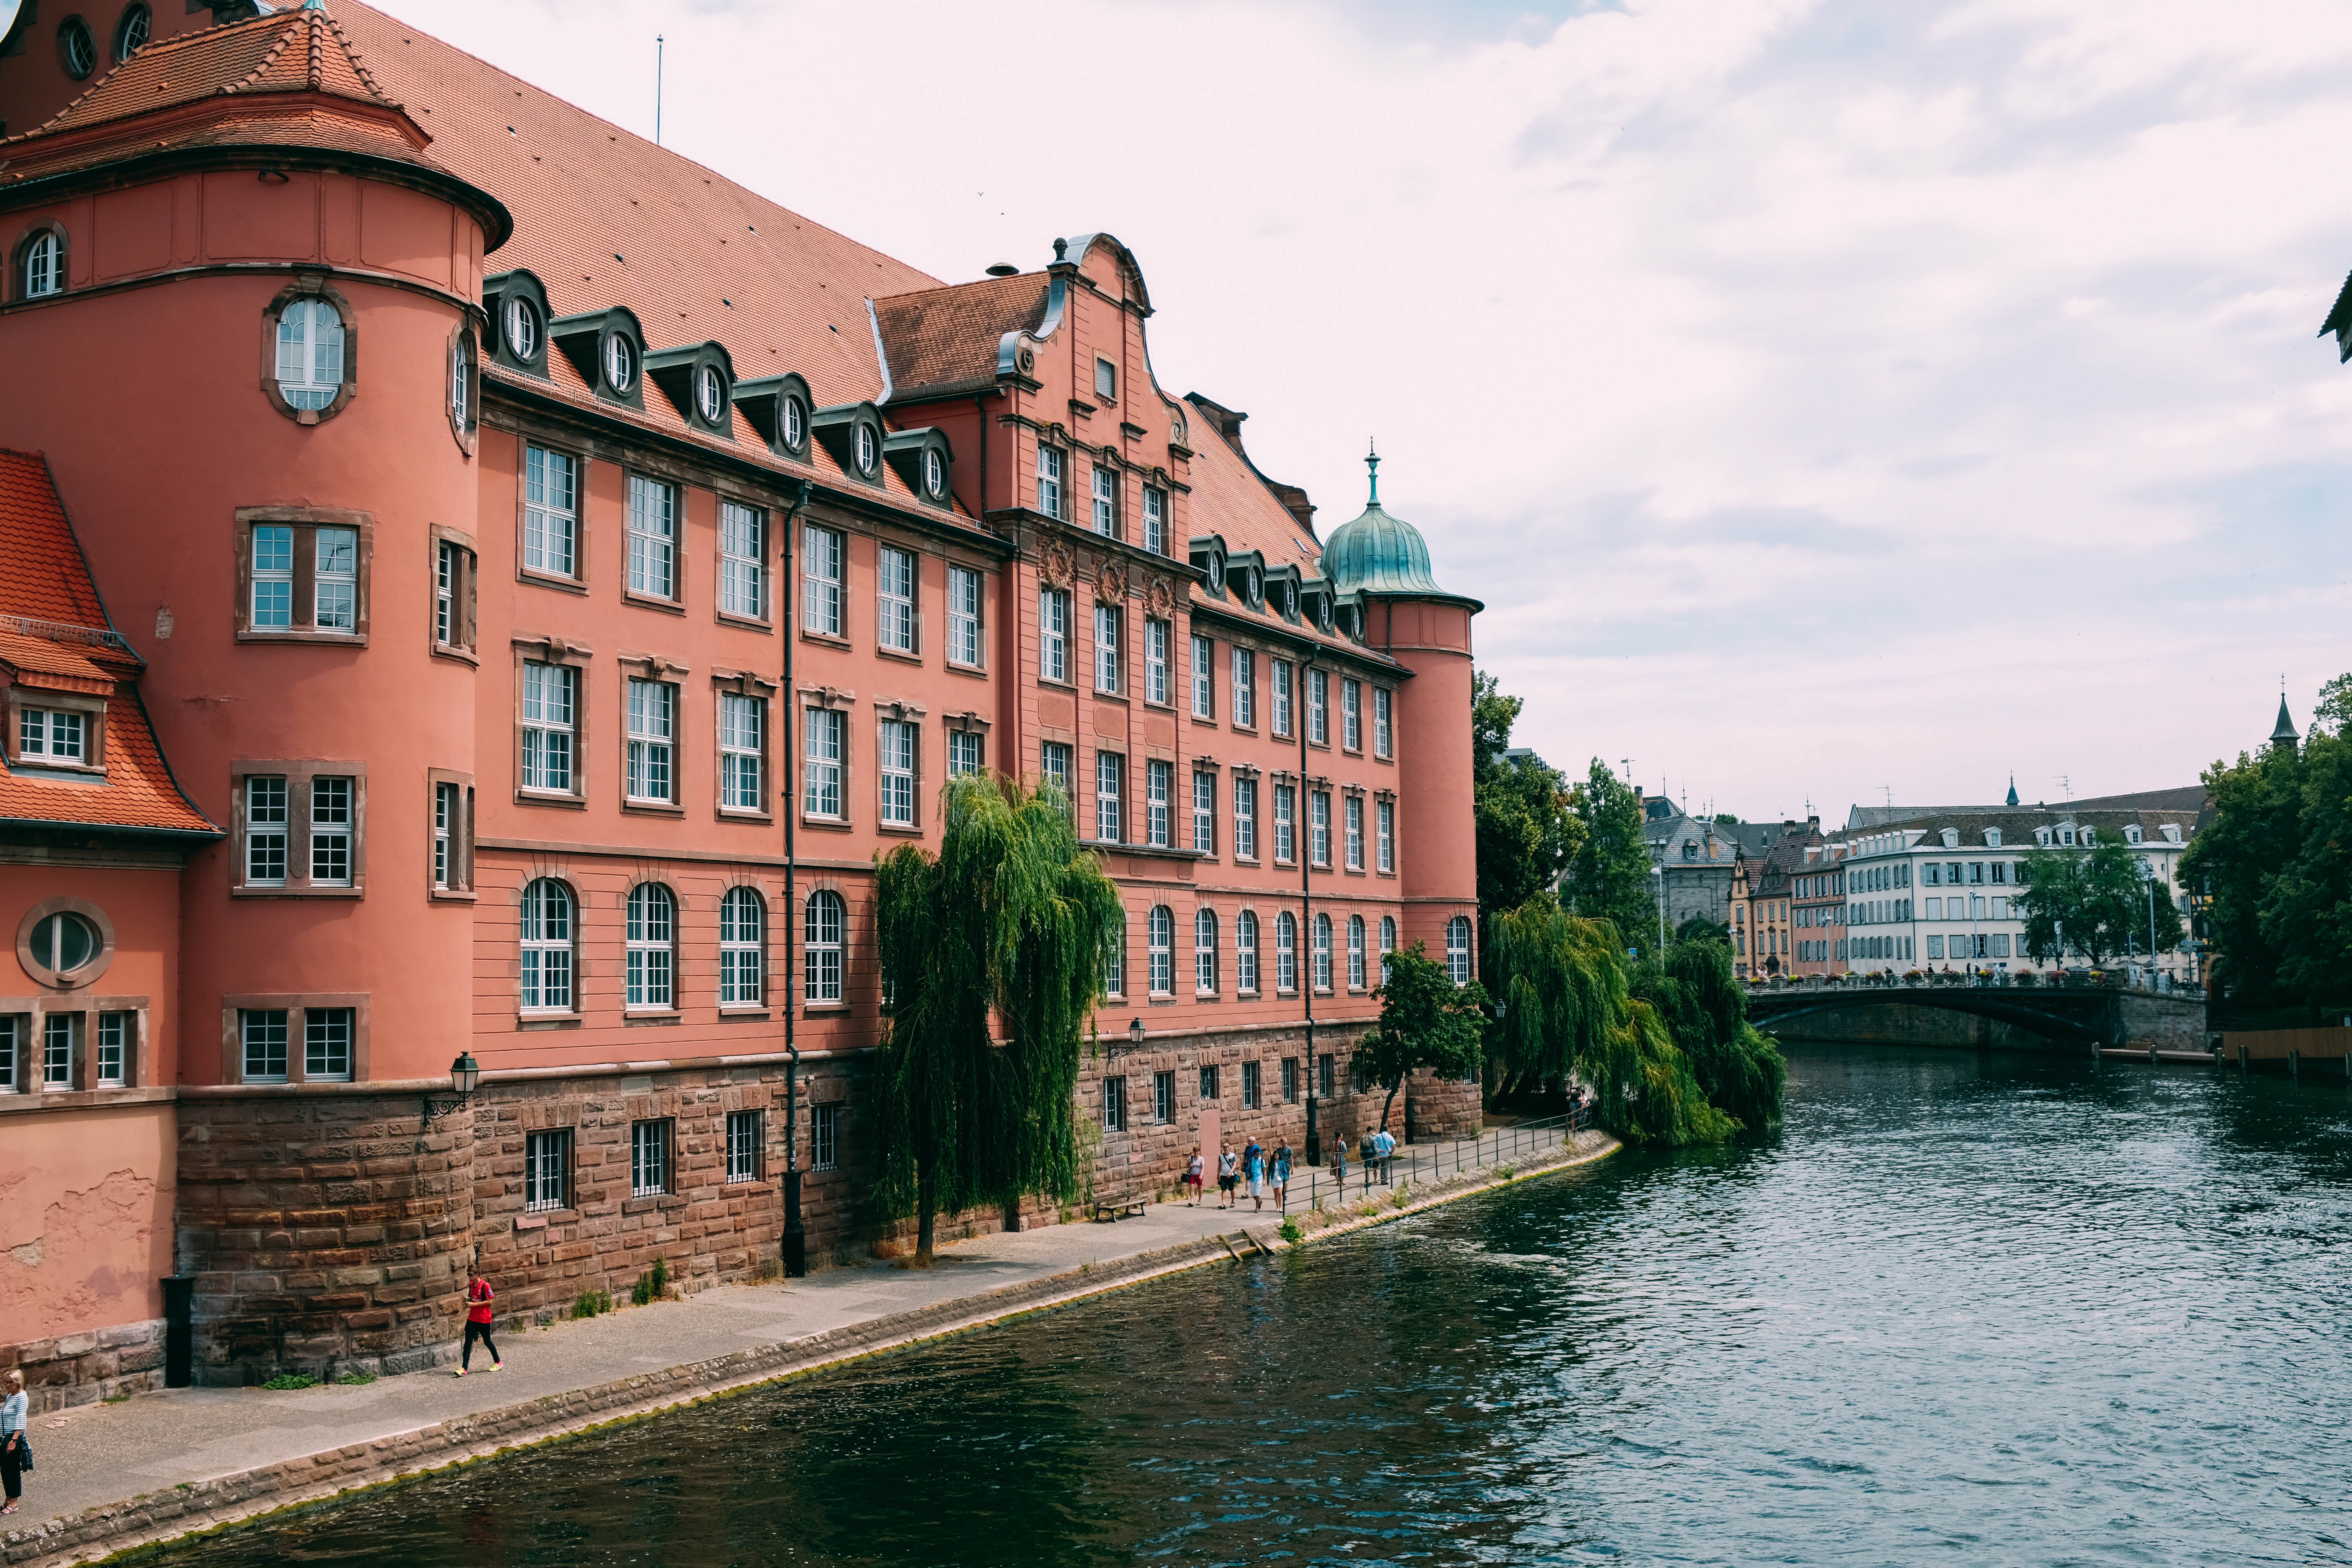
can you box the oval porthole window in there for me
[697,365,724,423]
[505,294,538,360]
[783,397,806,449]
[27,910,99,983]
[856,423,878,474]
[1283,582,1298,617]
[604,331,635,393]
[113,3,150,61]
[924,447,946,497]
[59,16,97,79]
[1247,567,1262,607]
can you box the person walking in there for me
[1217,1146,1240,1209]
[1,1368,27,1516]
[1271,1142,1292,1209]
[1185,1150,1205,1206]
[1332,1134,1349,1190]
[1247,1143,1267,1212]
[456,1266,502,1376]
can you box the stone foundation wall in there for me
[0,1319,166,1415]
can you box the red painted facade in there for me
[0,2,1481,1394]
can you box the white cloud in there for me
[375,0,2352,815]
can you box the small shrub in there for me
[572,1288,613,1319]
[261,1372,318,1391]
[332,1370,377,1387]
[1278,1217,1303,1244]
[1391,1187,1412,1209]
[631,1257,672,1307]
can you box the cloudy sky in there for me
[370,0,2352,822]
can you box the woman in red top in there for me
[457,1267,502,1376]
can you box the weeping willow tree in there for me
[1630,938,1787,1133]
[873,775,1125,1264]
[1486,895,1748,1145]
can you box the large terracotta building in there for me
[0,2,1483,1398]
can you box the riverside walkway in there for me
[4,1124,1615,1568]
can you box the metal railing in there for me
[1236,1107,1591,1219]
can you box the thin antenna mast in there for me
[655,34,664,145]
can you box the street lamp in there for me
[421,1051,480,1123]
[1651,863,1665,957]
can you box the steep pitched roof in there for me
[22,5,394,140]
[873,274,1052,403]
[0,450,214,838]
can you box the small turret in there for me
[2272,694,2300,750]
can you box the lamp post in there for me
[420,1051,480,1124]
[777,478,813,1279]
[1129,1015,1147,1053]
[1301,651,1321,1167]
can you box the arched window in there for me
[114,4,151,62]
[1313,912,1333,992]
[1379,915,1398,984]
[1148,905,1174,996]
[1236,911,1259,994]
[21,231,63,300]
[505,293,539,359]
[276,298,345,411]
[804,889,845,1002]
[720,887,765,1006]
[626,884,676,1008]
[1275,911,1296,993]
[1348,915,1366,990]
[519,879,574,1011]
[604,330,636,393]
[1446,915,1472,985]
[1194,907,1218,995]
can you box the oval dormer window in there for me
[857,423,878,475]
[1317,597,1334,633]
[604,332,635,393]
[1283,582,1298,618]
[505,294,539,360]
[925,447,946,498]
[697,365,725,423]
[114,4,150,62]
[1247,567,1262,607]
[59,16,97,79]
[784,396,807,450]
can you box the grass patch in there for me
[571,1289,614,1320]
[630,1256,671,1307]
[260,1372,318,1391]
[1278,1218,1303,1244]
[333,1370,377,1386]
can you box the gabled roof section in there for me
[2321,267,2352,362]
[0,450,215,838]
[873,273,1052,403]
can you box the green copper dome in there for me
[1319,445,1466,602]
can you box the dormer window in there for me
[697,365,725,423]
[856,423,879,475]
[604,332,636,394]
[784,396,807,448]
[2036,828,2051,848]
[505,293,539,360]
[2080,827,2096,846]
[19,708,85,764]
[1985,829,2002,848]
[276,298,346,412]
[2124,824,2142,846]
[58,16,96,79]
[2161,824,2182,845]
[1940,828,1958,848]
[21,231,63,299]
[1246,566,1262,607]
[925,448,947,499]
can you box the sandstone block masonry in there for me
[0,1321,166,1417]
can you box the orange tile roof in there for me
[0,450,215,837]
[874,274,1052,402]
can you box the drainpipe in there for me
[779,477,813,1278]
[1302,649,1320,1167]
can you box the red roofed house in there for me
[0,1,1482,1400]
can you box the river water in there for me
[169,1044,2352,1566]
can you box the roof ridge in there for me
[7,11,287,143]
[230,20,302,97]
[323,10,395,104]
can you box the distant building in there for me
[1731,818,1822,978]
[1642,801,1800,942]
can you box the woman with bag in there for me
[2,1367,29,1515]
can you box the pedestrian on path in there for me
[1185,1151,1205,1205]
[1332,1135,1349,1189]
[1271,1143,1292,1209]
[456,1267,503,1376]
[1247,1143,1267,1211]
[1218,1146,1239,1208]
[1,1368,27,1515]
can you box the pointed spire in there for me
[1365,439,1380,506]
[2273,693,2300,746]
[2006,774,2018,807]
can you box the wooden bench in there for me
[1088,1194,1147,1221]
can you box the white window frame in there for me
[1092,465,1118,537]
[1096,751,1124,844]
[275,298,344,410]
[1191,634,1213,718]
[1379,915,1397,982]
[1235,777,1257,860]
[309,775,354,886]
[1147,758,1172,848]
[1041,740,1071,807]
[305,1007,355,1082]
[1237,911,1259,993]
[804,889,845,1002]
[720,692,764,811]
[1276,911,1297,993]
[804,524,846,637]
[312,525,359,631]
[246,775,289,886]
[251,524,293,628]
[1312,789,1331,867]
[1345,794,1364,870]
[1314,913,1333,992]
[947,564,982,666]
[877,544,916,654]
[1377,798,1395,873]
[23,231,62,299]
[879,718,917,827]
[720,886,765,1006]
[726,1108,762,1183]
[804,706,846,818]
[521,661,577,794]
[523,445,579,579]
[17,706,85,764]
[1143,486,1166,554]
[1195,907,1218,994]
[240,1009,288,1084]
[1038,445,1065,519]
[1232,648,1255,728]
[1272,660,1292,737]
[519,878,575,1011]
[524,1129,570,1214]
[1447,916,1472,985]
[626,474,677,600]
[1145,618,1171,705]
[1348,915,1367,989]
[1193,769,1215,854]
[1148,905,1174,996]
[625,678,676,804]
[720,501,766,620]
[626,883,676,1009]
[1374,688,1393,758]
[947,729,984,778]
[1274,782,1295,864]
[631,1120,671,1198]
[1040,588,1071,683]
[1343,679,1362,751]
[1094,603,1122,695]
[1308,668,1328,745]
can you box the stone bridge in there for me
[1746,984,2209,1053]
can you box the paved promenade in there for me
[3,1124,1613,1566]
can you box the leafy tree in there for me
[2256,724,2352,1006]
[2316,674,2352,738]
[1564,759,1657,954]
[1356,943,1488,1136]
[2018,839,2187,967]
[1470,671,1581,921]
[2181,740,2305,1007]
[873,776,1125,1264]
[1713,813,1741,826]
[1633,938,1786,1129]
[1674,915,1729,946]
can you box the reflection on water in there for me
[167,1044,2352,1566]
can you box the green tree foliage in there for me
[1713,813,1741,826]
[1564,760,1657,953]
[1628,938,1786,1131]
[1675,915,1729,946]
[873,776,1126,1264]
[1356,942,1488,1135]
[1485,896,1744,1145]
[2018,840,2188,967]
[1470,671,1581,920]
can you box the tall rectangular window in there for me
[947,730,984,777]
[1308,669,1328,745]
[1096,751,1123,844]
[252,524,293,628]
[521,662,577,794]
[305,1007,354,1081]
[246,775,289,886]
[631,1120,671,1197]
[803,524,845,637]
[310,775,353,886]
[1037,445,1065,520]
[727,1109,763,1183]
[1281,1057,1299,1104]
[1274,783,1295,864]
[1154,1070,1175,1124]
[1094,604,1122,694]
[1102,1075,1127,1133]
[1232,649,1255,728]
[1342,679,1362,751]
[1191,635,1214,718]
[1312,790,1331,866]
[523,445,578,578]
[43,1013,75,1089]
[804,707,845,817]
[1272,660,1293,737]
[1193,770,1216,854]
[1040,588,1071,683]
[1319,1054,1335,1101]
[720,693,764,811]
[626,679,675,803]
[1041,741,1071,807]
[1143,486,1166,554]
[720,501,766,619]
[96,1012,130,1088]
[1146,759,1172,848]
[877,544,916,653]
[314,527,358,630]
[879,719,917,827]
[627,475,677,600]
[433,780,466,893]
[524,1129,570,1213]
[812,1103,841,1171]
[947,564,982,666]
[1243,1060,1261,1110]
[1374,688,1392,758]
[1234,777,1258,860]
[0,1016,17,1094]
[1092,466,1118,537]
[1200,1063,1220,1101]
[1345,794,1363,870]
[435,540,464,650]
[241,1008,289,1083]
[1377,798,1394,873]
[1103,911,1126,997]
[1145,619,1170,705]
